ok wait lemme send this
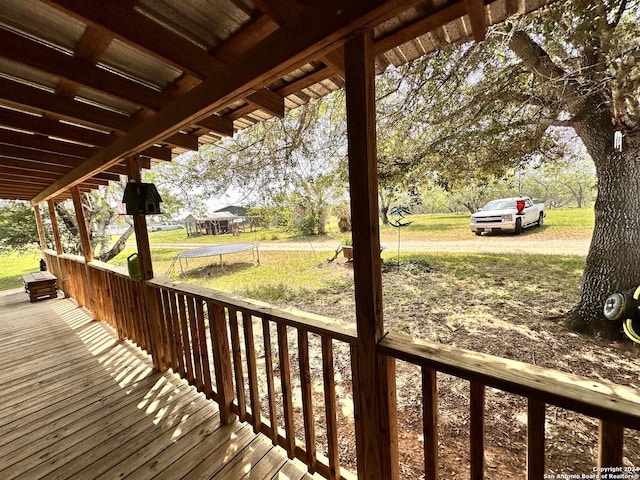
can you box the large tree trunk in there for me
[568,99,640,338]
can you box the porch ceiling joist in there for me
[31,0,413,205]
[0,0,552,204]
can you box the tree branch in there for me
[508,30,582,108]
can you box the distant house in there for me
[214,205,248,217]
[184,211,247,236]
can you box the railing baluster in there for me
[470,381,485,480]
[195,298,213,397]
[298,329,317,473]
[228,308,247,422]
[208,301,235,423]
[322,336,340,480]
[262,316,279,444]
[177,294,195,384]
[169,291,186,375]
[161,289,179,371]
[422,367,438,480]
[186,296,203,391]
[243,311,262,433]
[277,323,296,459]
[598,420,624,478]
[149,285,168,371]
[109,274,124,341]
[527,398,545,480]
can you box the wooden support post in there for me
[345,29,398,480]
[126,157,154,280]
[71,186,93,310]
[33,204,48,251]
[127,157,162,371]
[47,199,63,255]
[71,186,93,262]
[47,199,66,296]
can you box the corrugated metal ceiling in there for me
[0,0,552,203]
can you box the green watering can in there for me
[127,253,141,279]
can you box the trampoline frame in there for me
[174,243,259,275]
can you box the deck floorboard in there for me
[0,291,316,480]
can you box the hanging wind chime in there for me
[389,205,413,270]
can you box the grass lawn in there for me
[1,206,594,293]
[0,250,45,290]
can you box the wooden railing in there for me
[147,277,358,480]
[43,250,153,355]
[379,332,640,478]
[43,252,640,479]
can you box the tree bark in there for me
[97,226,134,263]
[568,96,640,337]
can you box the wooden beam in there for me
[246,89,285,118]
[71,186,93,262]
[463,0,488,42]
[0,108,115,147]
[0,159,120,181]
[0,108,181,159]
[0,27,169,111]
[0,168,109,187]
[345,30,397,480]
[275,66,335,97]
[322,47,346,77]
[252,0,305,25]
[32,0,402,204]
[212,14,278,62]
[374,2,467,55]
[0,129,96,158]
[196,115,235,137]
[33,204,48,251]
[47,199,64,255]
[43,0,223,78]
[0,77,135,133]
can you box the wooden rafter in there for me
[42,0,223,79]
[463,0,488,42]
[32,0,409,204]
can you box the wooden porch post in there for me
[71,186,93,310]
[71,187,93,262]
[47,199,64,255]
[126,157,154,280]
[33,204,48,251]
[47,199,67,296]
[127,157,163,371]
[345,30,398,480]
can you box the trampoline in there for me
[173,243,259,275]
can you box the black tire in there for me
[474,231,482,236]
[515,217,522,235]
[537,212,544,227]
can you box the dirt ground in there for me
[277,252,640,479]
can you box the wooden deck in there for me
[0,289,315,480]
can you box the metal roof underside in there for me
[0,0,551,204]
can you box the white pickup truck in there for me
[470,197,545,235]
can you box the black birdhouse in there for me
[122,182,163,215]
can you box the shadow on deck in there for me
[0,290,315,480]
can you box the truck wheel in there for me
[474,231,482,236]
[537,212,544,227]
[515,217,522,234]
